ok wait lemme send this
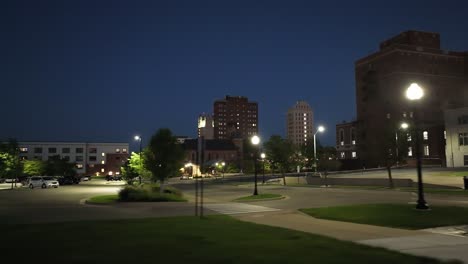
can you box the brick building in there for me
[286,101,314,146]
[346,30,468,167]
[213,96,258,139]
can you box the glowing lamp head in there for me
[251,135,260,145]
[134,135,141,141]
[260,153,266,159]
[221,162,225,166]
[401,123,409,129]
[317,126,325,133]
[406,83,424,101]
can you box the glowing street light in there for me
[401,122,409,129]
[313,126,325,172]
[405,83,428,210]
[260,153,266,184]
[251,135,261,195]
[134,135,142,184]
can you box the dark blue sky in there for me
[2,0,468,150]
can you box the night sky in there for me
[2,0,468,150]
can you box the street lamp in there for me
[395,122,409,167]
[260,153,266,184]
[313,126,325,172]
[134,135,142,184]
[405,83,428,210]
[221,162,225,179]
[251,135,260,195]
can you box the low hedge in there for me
[118,184,186,202]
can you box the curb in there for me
[233,195,287,203]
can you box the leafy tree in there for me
[0,139,22,188]
[264,135,295,185]
[23,160,46,176]
[144,128,185,193]
[44,155,76,177]
[121,160,138,185]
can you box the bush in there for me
[118,185,185,202]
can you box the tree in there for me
[23,160,46,176]
[264,135,295,185]
[144,128,185,193]
[0,139,22,189]
[44,155,76,177]
[121,152,151,185]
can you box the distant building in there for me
[287,101,314,146]
[336,121,358,160]
[343,30,468,167]
[445,107,468,167]
[213,95,258,139]
[198,113,214,139]
[18,142,129,176]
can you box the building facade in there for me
[18,142,129,175]
[287,101,314,146]
[198,113,214,139]
[350,30,468,167]
[445,108,468,167]
[336,121,358,160]
[213,96,258,139]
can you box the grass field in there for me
[301,204,468,229]
[3,216,458,264]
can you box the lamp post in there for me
[221,162,225,179]
[406,83,428,210]
[260,153,266,184]
[251,135,260,195]
[313,126,325,172]
[396,122,409,167]
[134,135,142,184]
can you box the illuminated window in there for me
[408,147,413,157]
[340,152,345,159]
[76,164,83,169]
[423,131,428,140]
[116,148,120,153]
[423,145,429,156]
[20,147,28,153]
[101,160,105,164]
[444,131,446,140]
[407,134,412,142]
[352,152,357,158]
[101,168,105,173]
[123,148,127,153]
[101,152,105,157]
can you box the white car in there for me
[28,176,60,189]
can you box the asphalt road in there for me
[1,176,468,225]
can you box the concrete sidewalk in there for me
[235,210,468,263]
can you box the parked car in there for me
[81,176,90,181]
[4,178,19,183]
[57,176,80,185]
[180,175,193,180]
[28,176,59,189]
[105,175,122,181]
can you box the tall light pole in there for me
[260,153,266,184]
[251,135,260,195]
[134,135,142,184]
[221,162,225,179]
[313,126,325,172]
[406,83,428,210]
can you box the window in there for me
[339,129,345,145]
[423,145,429,156]
[101,152,105,157]
[351,128,356,145]
[89,156,97,162]
[76,148,83,154]
[48,148,57,153]
[352,152,357,158]
[408,147,413,157]
[407,134,412,142]
[62,148,70,153]
[101,160,105,164]
[89,148,97,153]
[63,156,70,161]
[115,148,120,153]
[20,147,28,153]
[76,156,83,162]
[76,164,83,169]
[123,148,127,153]
[459,133,468,146]
[101,168,105,173]
[464,155,468,166]
[458,115,468,125]
[34,147,43,154]
[423,131,428,140]
[340,152,345,159]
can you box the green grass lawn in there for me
[301,204,468,229]
[431,171,468,177]
[87,194,119,204]
[2,216,458,264]
[234,193,283,201]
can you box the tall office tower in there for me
[287,101,314,146]
[213,96,258,139]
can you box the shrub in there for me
[118,185,185,202]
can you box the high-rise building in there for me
[345,30,468,167]
[213,96,258,139]
[287,101,314,146]
[198,113,214,139]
